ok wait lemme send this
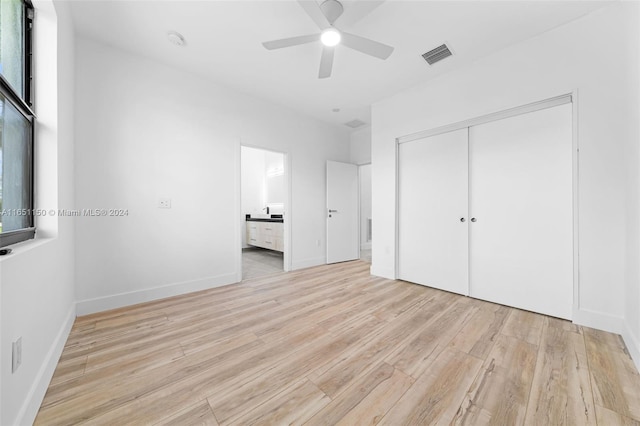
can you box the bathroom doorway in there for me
[240,146,288,279]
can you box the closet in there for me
[398,100,573,319]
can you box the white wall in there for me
[349,126,371,165]
[623,3,640,372]
[372,3,640,363]
[74,37,350,314]
[359,164,372,250]
[0,1,76,424]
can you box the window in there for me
[0,0,34,247]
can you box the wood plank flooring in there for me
[35,261,640,425]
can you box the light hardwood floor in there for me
[36,261,640,425]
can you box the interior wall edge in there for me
[16,302,75,426]
[75,273,237,316]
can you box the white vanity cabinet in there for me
[246,221,284,252]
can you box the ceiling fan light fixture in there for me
[261,1,394,78]
[321,28,341,47]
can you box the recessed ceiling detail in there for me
[344,119,367,129]
[422,43,452,65]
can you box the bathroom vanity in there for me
[246,215,284,252]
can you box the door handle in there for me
[460,217,466,222]
[471,217,477,222]
[329,209,338,213]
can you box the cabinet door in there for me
[247,222,259,246]
[398,128,469,295]
[469,104,573,319]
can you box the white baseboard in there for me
[291,256,325,271]
[622,322,640,373]
[17,303,76,426]
[572,307,625,334]
[76,273,238,316]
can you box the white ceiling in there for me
[68,0,612,130]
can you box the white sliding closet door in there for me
[469,103,573,319]
[398,129,469,295]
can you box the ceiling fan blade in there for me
[318,46,335,79]
[298,0,331,30]
[341,32,394,60]
[262,34,320,50]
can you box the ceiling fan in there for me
[262,0,394,79]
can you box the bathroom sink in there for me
[246,214,284,222]
[250,214,271,219]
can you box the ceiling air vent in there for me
[422,43,452,65]
[344,119,367,129]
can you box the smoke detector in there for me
[167,31,186,47]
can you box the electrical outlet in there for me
[158,198,172,209]
[12,337,22,373]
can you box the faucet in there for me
[263,206,270,214]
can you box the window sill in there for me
[0,236,55,262]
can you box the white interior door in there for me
[398,128,469,295]
[469,103,573,319]
[327,161,359,264]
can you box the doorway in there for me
[241,146,287,280]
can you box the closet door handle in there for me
[470,217,477,222]
[460,217,466,222]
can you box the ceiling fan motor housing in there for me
[320,0,344,25]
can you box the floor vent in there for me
[422,43,452,65]
[345,119,367,129]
